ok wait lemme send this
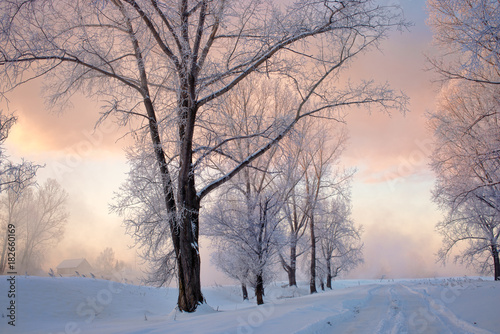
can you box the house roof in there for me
[56,258,90,269]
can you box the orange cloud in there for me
[2,77,131,156]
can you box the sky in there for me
[1,0,478,284]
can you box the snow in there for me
[0,276,498,333]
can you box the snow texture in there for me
[0,276,498,333]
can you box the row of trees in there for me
[114,78,363,305]
[427,0,500,280]
[201,82,362,304]
[0,0,408,312]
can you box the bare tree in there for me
[0,111,18,192]
[95,248,115,273]
[300,121,350,294]
[211,245,251,301]
[0,170,35,274]
[0,111,39,274]
[278,167,309,287]
[437,193,500,279]
[19,179,69,273]
[112,137,178,287]
[277,119,349,290]
[207,191,284,305]
[430,81,500,280]
[0,111,38,192]
[94,247,125,278]
[317,194,363,288]
[0,0,407,311]
[428,0,500,280]
[276,125,311,288]
[1,178,68,274]
[202,79,286,305]
[427,0,500,85]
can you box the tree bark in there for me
[310,215,317,294]
[132,22,202,311]
[176,195,204,312]
[492,244,500,281]
[288,239,297,287]
[176,132,203,311]
[242,283,249,300]
[174,64,204,311]
[287,266,297,287]
[255,274,264,305]
[142,96,202,312]
[326,258,332,289]
[280,240,297,287]
[144,89,203,312]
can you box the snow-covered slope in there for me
[0,276,498,333]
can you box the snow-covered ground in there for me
[0,276,498,333]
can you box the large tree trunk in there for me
[174,74,204,311]
[176,196,204,311]
[255,274,264,305]
[144,86,204,312]
[326,258,332,289]
[492,244,500,281]
[242,283,249,300]
[287,265,297,287]
[310,215,317,294]
[176,113,204,311]
[254,200,267,305]
[280,239,297,287]
[288,237,297,287]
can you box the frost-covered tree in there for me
[437,192,500,279]
[207,191,284,305]
[0,112,20,193]
[211,246,251,301]
[0,178,68,274]
[203,79,287,305]
[430,81,500,280]
[0,0,407,311]
[19,179,69,273]
[427,0,500,85]
[301,122,351,294]
[112,137,178,286]
[0,111,40,274]
[94,247,126,278]
[95,248,116,274]
[278,119,350,291]
[277,132,309,288]
[317,194,363,288]
[0,171,34,274]
[0,112,38,193]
